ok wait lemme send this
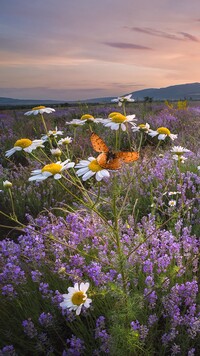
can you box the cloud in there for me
[126,27,198,42]
[178,32,199,42]
[103,42,152,50]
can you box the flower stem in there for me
[8,188,17,220]
[40,113,53,148]
[138,131,144,152]
[112,175,128,297]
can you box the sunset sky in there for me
[1,0,200,101]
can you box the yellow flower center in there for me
[14,138,32,148]
[71,291,86,306]
[110,113,126,123]
[139,124,147,130]
[157,127,171,135]
[42,163,62,175]
[88,159,102,172]
[108,112,121,118]
[32,106,46,110]
[81,114,94,121]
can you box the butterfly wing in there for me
[97,153,122,170]
[115,151,139,163]
[90,133,109,153]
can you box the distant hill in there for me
[0,83,200,106]
[83,83,200,103]
[0,97,66,107]
[130,82,200,101]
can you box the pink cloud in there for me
[103,42,152,50]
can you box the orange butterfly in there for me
[90,133,139,170]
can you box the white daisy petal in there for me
[54,174,62,180]
[121,123,126,131]
[84,298,92,308]
[82,171,95,181]
[76,306,82,315]
[76,167,89,175]
[80,282,89,293]
[158,134,167,140]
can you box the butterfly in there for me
[90,133,139,170]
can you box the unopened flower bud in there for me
[3,180,12,188]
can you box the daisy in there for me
[131,123,150,133]
[170,146,191,155]
[66,114,102,126]
[172,155,187,163]
[66,119,86,126]
[60,282,92,316]
[50,148,62,157]
[5,138,44,158]
[168,191,181,196]
[100,112,137,131]
[169,200,177,207]
[28,160,75,181]
[111,94,134,107]
[41,127,63,141]
[58,137,73,145]
[24,106,55,116]
[148,127,177,141]
[75,157,110,181]
[3,180,12,188]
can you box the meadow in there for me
[0,98,200,355]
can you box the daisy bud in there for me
[3,180,13,188]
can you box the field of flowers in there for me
[0,97,200,355]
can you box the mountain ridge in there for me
[0,82,200,106]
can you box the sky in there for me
[1,0,200,101]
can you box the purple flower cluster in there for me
[162,281,200,341]
[22,318,38,339]
[38,312,53,328]
[93,316,110,354]
[0,345,17,356]
[62,335,85,356]
[130,320,149,341]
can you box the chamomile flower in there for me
[111,94,134,107]
[148,127,177,141]
[168,200,177,207]
[24,106,55,116]
[5,138,44,158]
[58,137,73,145]
[75,157,110,181]
[60,282,92,316]
[168,191,181,196]
[28,160,75,181]
[131,123,150,133]
[170,146,191,155]
[172,155,187,163]
[41,127,63,141]
[100,112,137,131]
[3,180,12,188]
[66,119,86,126]
[66,114,102,126]
[50,148,62,157]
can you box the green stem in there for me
[126,125,132,150]
[30,152,45,165]
[115,130,119,151]
[112,175,127,297]
[138,131,144,152]
[8,188,17,220]
[40,113,53,148]
[40,113,48,134]
[91,181,101,208]
[122,102,126,116]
